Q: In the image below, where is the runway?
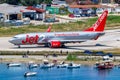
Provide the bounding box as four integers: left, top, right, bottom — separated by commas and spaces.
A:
0, 29, 120, 52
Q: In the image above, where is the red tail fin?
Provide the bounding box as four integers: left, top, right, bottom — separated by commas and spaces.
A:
46, 24, 52, 32
84, 10, 108, 32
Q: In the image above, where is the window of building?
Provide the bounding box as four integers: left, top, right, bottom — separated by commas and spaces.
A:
102, 0, 111, 3
115, 0, 120, 4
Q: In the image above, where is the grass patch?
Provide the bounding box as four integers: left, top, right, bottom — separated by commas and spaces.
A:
66, 54, 78, 61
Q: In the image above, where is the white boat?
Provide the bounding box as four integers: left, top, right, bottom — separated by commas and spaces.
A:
57, 61, 68, 68
7, 63, 22, 67
40, 63, 54, 68
29, 64, 38, 69
67, 63, 81, 69
57, 64, 68, 68
24, 72, 37, 77
40, 59, 54, 68
95, 60, 114, 69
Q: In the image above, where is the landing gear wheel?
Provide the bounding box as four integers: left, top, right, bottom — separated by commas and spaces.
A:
18, 45, 21, 48
48, 43, 51, 48
61, 44, 65, 48
44, 43, 49, 47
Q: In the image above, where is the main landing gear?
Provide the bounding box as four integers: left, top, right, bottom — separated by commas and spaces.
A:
61, 44, 66, 48
18, 45, 21, 48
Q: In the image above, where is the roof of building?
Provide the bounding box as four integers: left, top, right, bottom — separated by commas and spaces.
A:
0, 3, 26, 14
0, 3, 37, 14
69, 5, 113, 8
20, 9, 36, 13
26, 6, 45, 13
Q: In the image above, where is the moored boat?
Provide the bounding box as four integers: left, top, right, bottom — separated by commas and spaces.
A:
40, 63, 54, 68
95, 60, 114, 69
24, 72, 37, 77
57, 61, 68, 68
7, 63, 22, 67
67, 62, 81, 69
57, 64, 68, 68
40, 59, 54, 68
28, 64, 38, 69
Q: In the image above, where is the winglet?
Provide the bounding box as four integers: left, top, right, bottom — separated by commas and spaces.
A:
84, 10, 108, 32
46, 24, 52, 32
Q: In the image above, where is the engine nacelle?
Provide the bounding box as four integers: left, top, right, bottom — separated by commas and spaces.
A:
49, 41, 61, 48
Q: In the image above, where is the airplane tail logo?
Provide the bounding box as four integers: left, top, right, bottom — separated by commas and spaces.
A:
84, 10, 108, 32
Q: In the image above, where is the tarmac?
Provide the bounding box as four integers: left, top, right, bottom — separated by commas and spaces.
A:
0, 29, 120, 52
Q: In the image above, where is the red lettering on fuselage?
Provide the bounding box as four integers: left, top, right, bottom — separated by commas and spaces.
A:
22, 35, 39, 44
55, 33, 79, 36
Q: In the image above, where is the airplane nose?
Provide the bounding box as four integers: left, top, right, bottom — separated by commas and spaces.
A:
9, 38, 15, 44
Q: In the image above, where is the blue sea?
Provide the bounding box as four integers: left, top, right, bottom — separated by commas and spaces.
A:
0, 63, 120, 80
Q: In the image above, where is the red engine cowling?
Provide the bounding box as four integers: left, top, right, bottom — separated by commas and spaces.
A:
49, 41, 61, 48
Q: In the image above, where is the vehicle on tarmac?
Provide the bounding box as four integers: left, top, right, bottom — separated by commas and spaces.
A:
9, 10, 108, 48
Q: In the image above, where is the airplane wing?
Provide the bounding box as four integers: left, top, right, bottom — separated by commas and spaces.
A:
48, 39, 86, 43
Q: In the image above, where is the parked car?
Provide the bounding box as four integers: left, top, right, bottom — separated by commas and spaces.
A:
74, 14, 81, 18
107, 8, 112, 13
114, 7, 120, 13
96, 8, 104, 14
97, 8, 113, 14
68, 14, 74, 18
81, 9, 90, 17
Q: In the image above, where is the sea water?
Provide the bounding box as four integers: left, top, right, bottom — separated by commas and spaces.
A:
0, 63, 120, 80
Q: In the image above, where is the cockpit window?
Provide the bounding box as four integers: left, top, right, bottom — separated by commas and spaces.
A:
39, 36, 44, 40
13, 37, 18, 38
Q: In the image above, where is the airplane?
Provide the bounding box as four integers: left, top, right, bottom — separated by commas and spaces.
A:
9, 10, 108, 48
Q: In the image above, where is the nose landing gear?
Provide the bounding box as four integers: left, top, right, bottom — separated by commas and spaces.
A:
18, 45, 21, 48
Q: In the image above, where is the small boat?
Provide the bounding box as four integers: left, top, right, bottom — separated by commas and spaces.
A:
29, 64, 38, 69
40, 63, 54, 68
7, 63, 21, 67
57, 64, 68, 68
40, 59, 54, 68
67, 62, 81, 69
95, 60, 114, 69
24, 72, 37, 77
57, 61, 68, 68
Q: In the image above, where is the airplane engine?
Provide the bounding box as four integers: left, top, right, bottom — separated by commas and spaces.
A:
49, 41, 61, 48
